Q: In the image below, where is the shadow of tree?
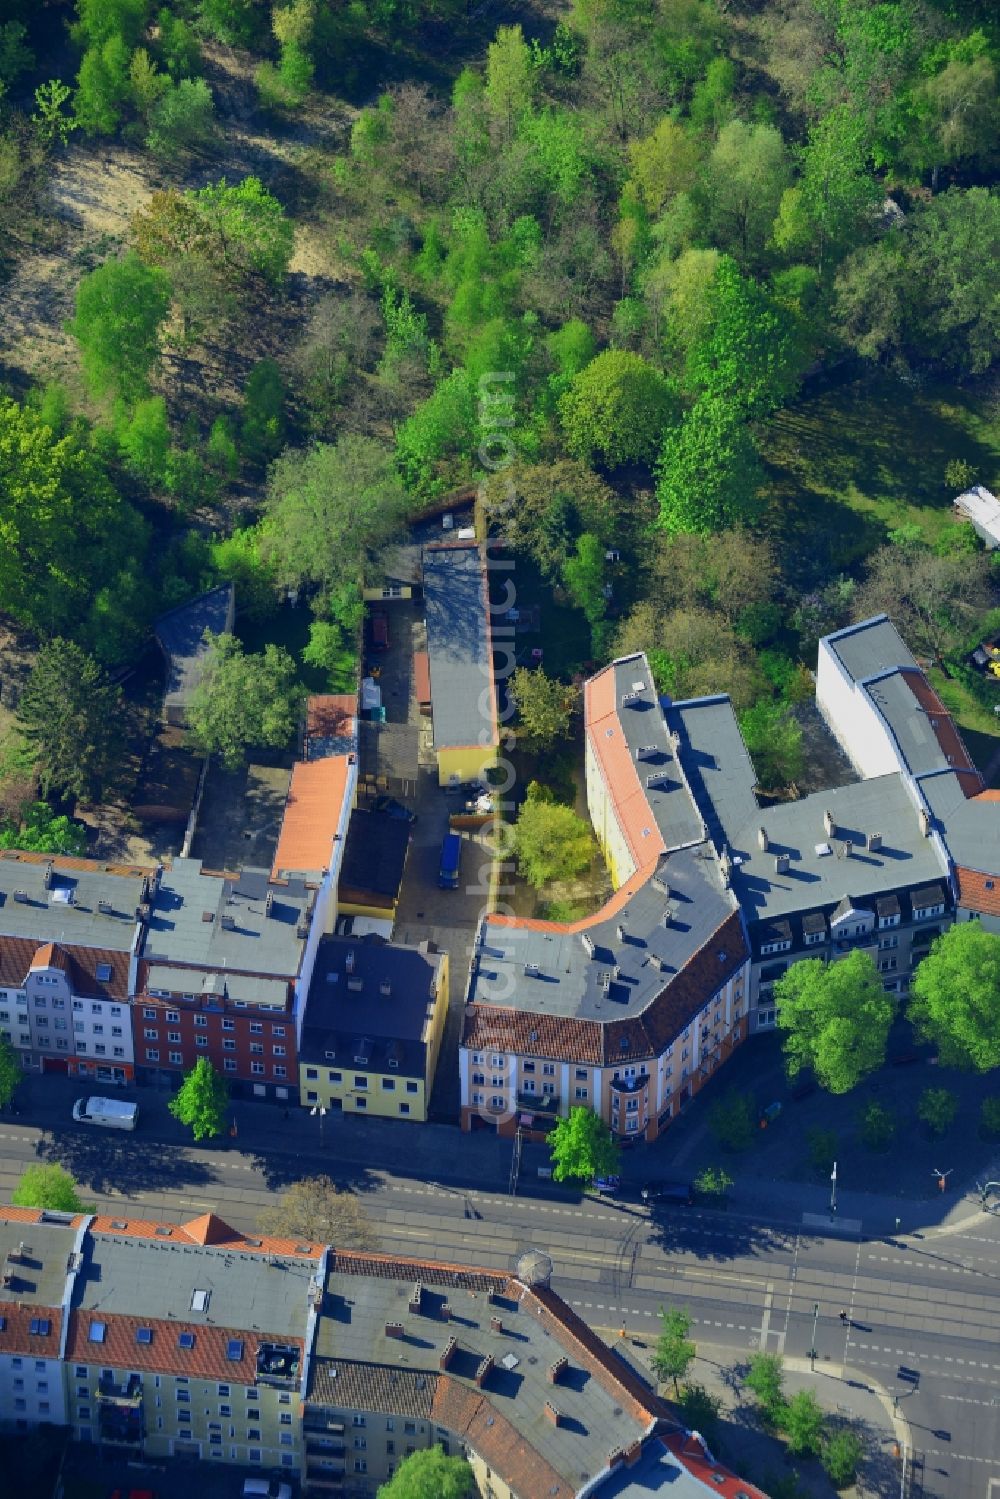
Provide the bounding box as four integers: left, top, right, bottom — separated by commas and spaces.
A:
35, 1129, 215, 1197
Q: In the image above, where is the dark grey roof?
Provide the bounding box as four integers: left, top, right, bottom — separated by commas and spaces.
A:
142, 857, 310, 979
300, 935, 443, 1074
0, 856, 147, 951
470, 843, 735, 1023
610, 660, 705, 850
826, 615, 917, 682
422, 544, 496, 750
919, 770, 1000, 875
0, 1215, 79, 1308
155, 584, 234, 720
75, 1229, 316, 1335
596, 1439, 716, 1499
802, 911, 826, 933
670, 695, 760, 849
863, 671, 955, 778
339, 811, 410, 899
876, 894, 900, 916
726, 774, 949, 922
912, 882, 946, 907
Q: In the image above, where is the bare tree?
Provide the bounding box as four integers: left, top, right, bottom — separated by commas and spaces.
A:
257, 1176, 378, 1252
853, 544, 994, 661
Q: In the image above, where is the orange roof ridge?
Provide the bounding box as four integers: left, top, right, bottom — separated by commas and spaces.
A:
182, 1211, 237, 1246
31, 941, 68, 970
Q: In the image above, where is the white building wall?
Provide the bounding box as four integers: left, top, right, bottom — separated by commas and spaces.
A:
816, 638, 901, 780
0, 1351, 66, 1429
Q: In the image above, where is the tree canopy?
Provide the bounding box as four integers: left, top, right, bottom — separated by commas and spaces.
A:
377, 1447, 477, 1499
168, 1057, 229, 1140
512, 786, 597, 888
186, 635, 303, 770
17, 639, 124, 801
12, 1164, 90, 1212
510, 667, 577, 753
257, 1176, 378, 1252
548, 1106, 620, 1184
652, 1306, 696, 1393
560, 350, 678, 467
774, 951, 896, 1093
909, 922, 1000, 1071
69, 251, 171, 404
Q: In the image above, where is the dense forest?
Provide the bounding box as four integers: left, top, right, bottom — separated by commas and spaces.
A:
0, 0, 998, 844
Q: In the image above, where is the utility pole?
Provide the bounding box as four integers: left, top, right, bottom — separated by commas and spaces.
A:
830, 1159, 838, 1216
809, 1302, 819, 1371
310, 1104, 327, 1147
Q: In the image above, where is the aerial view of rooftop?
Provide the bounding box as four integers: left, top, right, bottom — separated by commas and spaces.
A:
0, 1, 999, 1497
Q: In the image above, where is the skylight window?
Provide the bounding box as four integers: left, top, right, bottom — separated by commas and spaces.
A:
29, 1317, 50, 1336
226, 1339, 244, 1361
88, 1322, 106, 1343
135, 1327, 153, 1345
96, 963, 112, 982
178, 1332, 195, 1350
191, 1289, 210, 1313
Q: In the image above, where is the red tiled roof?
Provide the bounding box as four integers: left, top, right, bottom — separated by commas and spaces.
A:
432, 1379, 572, 1499
525, 1284, 670, 1426
902, 671, 981, 787
663, 1431, 770, 1499
0, 850, 153, 877
954, 866, 1000, 917
88, 1212, 323, 1258
30, 942, 67, 971
64, 1310, 300, 1385
413, 651, 431, 705
271, 757, 352, 879
0, 1305, 62, 1359
0, 936, 130, 1001
585, 666, 667, 872
306, 694, 357, 740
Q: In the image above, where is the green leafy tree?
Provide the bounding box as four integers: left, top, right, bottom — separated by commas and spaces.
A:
744, 1352, 785, 1426
806, 1128, 837, 1177
693, 1165, 734, 1198
302, 620, 356, 692
686, 258, 805, 420
17, 640, 123, 801
821, 1428, 864, 1489
12, 1163, 90, 1212
118, 394, 170, 483
510, 668, 577, 753
560, 351, 678, 468
187, 636, 303, 770
395, 371, 476, 495
512, 787, 596, 888
264, 435, 411, 599
206, 416, 239, 482
0, 802, 87, 856
909, 922, 1000, 1070
169, 1056, 229, 1141
652, 1306, 696, 1394
627, 117, 702, 214
944, 458, 975, 492
69, 252, 171, 404
853, 541, 993, 663
783, 1389, 824, 1456
0, 1036, 21, 1109
484, 24, 535, 142
156, 7, 201, 79
73, 0, 150, 50
980, 1097, 1000, 1139
548, 1106, 619, 1184
656, 397, 762, 535
191, 177, 294, 288
146, 78, 217, 160
859, 1100, 896, 1153
701, 121, 791, 268
74, 36, 131, 137
773, 106, 879, 276
708, 1090, 755, 1151
562, 533, 607, 632
774, 951, 895, 1094
198, 0, 266, 48
482, 460, 621, 582
917, 1086, 957, 1137
677, 1383, 721, 1443
240, 358, 287, 469
0, 20, 32, 98
739, 701, 804, 789
257, 1175, 377, 1252
377, 1445, 477, 1499
33, 81, 78, 145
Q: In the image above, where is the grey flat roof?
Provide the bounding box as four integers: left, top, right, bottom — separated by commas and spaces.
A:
300, 936, 442, 1073
76, 1231, 315, 1334
596, 1439, 716, 1499
826, 614, 917, 682
470, 844, 734, 1022
0, 857, 146, 951
611, 660, 704, 850
314, 1267, 650, 1493
863, 671, 953, 778
0, 1216, 77, 1308
423, 544, 495, 749
728, 774, 948, 922
155, 584, 234, 717
145, 964, 289, 1008
143, 859, 309, 979
921, 770, 1000, 872
671, 696, 760, 850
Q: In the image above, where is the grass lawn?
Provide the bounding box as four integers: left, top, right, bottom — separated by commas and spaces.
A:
499, 551, 594, 681
236, 602, 332, 695
759, 368, 1000, 587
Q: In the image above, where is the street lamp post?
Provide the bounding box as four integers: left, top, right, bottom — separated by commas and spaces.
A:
809, 1302, 819, 1371
310, 1105, 328, 1147
830, 1160, 838, 1217
932, 1166, 953, 1193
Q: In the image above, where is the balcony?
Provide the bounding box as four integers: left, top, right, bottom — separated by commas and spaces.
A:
516, 1089, 560, 1116
98, 1402, 144, 1446
304, 1416, 346, 1436
609, 1075, 647, 1096
305, 1472, 346, 1493
256, 1341, 300, 1388
306, 1439, 346, 1461
98, 1373, 142, 1405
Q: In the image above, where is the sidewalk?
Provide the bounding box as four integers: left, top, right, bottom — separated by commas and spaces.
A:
621, 1336, 905, 1499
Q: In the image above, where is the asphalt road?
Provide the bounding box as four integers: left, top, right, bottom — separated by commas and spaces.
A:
3, 1109, 1000, 1498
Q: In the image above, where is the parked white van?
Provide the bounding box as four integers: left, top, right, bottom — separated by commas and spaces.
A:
242, 1481, 293, 1499
72, 1096, 138, 1131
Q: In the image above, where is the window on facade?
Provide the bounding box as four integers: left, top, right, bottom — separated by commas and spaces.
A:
167, 1031, 180, 1044
522, 1080, 535, 1094
223, 1039, 236, 1051
224, 1059, 237, 1072
399, 1103, 410, 1115
272, 1025, 285, 1037
273, 1045, 285, 1057
406, 1081, 418, 1094
250, 1022, 263, 1034
166, 1010, 180, 1023
354, 1076, 368, 1088
522, 1061, 535, 1073
194, 1015, 207, 1028
222, 1019, 234, 1031
472, 1072, 485, 1086
575, 1087, 588, 1100
542, 1063, 555, 1076
250, 1062, 265, 1075
143, 1028, 157, 1040
146, 1049, 159, 1062
274, 1065, 286, 1079
169, 1051, 183, 1065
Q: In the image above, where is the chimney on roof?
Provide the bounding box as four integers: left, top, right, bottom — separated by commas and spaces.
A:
757, 827, 769, 852
385, 1322, 404, 1340
581, 933, 595, 958
843, 840, 853, 858
265, 891, 273, 918
220, 914, 235, 931
345, 949, 355, 974
440, 1302, 451, 1321
201, 910, 214, 923
868, 832, 883, 853
548, 1356, 568, 1385
487, 1286, 502, 1305
775, 854, 789, 875
474, 1354, 494, 1389
544, 1402, 563, 1428
824, 809, 836, 838
616, 924, 625, 943
719, 851, 731, 887
490, 1316, 503, 1334
439, 1336, 458, 1370
408, 1283, 423, 1314
43, 862, 54, 889
919, 808, 932, 836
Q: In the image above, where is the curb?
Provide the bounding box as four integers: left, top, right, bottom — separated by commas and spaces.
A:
783, 1355, 912, 1453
